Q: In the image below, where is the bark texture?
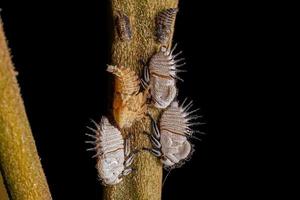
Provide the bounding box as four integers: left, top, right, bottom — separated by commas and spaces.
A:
0, 171, 9, 200
104, 0, 179, 200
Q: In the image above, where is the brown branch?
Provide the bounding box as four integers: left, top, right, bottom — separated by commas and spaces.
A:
0, 171, 9, 200
0, 18, 52, 200
104, 0, 179, 199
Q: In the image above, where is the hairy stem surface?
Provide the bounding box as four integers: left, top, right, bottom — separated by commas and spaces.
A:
0, 19, 52, 200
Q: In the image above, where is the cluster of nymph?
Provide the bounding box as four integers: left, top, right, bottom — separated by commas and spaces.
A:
86, 8, 203, 185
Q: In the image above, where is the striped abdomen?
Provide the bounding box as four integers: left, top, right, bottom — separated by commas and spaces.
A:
156, 8, 178, 44
159, 101, 195, 167
107, 65, 146, 128
148, 44, 185, 108
107, 65, 140, 101
91, 116, 125, 185
115, 11, 132, 41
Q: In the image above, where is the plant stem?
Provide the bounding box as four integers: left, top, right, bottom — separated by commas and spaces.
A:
104, 0, 179, 199
0, 171, 9, 200
0, 18, 52, 200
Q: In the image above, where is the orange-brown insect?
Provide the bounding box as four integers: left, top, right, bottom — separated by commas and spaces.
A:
107, 65, 147, 128
107, 65, 140, 102
115, 11, 132, 41
156, 8, 178, 44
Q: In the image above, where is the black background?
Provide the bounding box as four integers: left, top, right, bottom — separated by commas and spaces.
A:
0, 1, 263, 199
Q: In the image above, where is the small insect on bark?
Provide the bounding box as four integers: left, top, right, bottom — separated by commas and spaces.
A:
144, 100, 203, 168
86, 116, 137, 185
142, 44, 186, 108
107, 65, 140, 102
156, 8, 178, 45
115, 11, 132, 41
107, 65, 147, 128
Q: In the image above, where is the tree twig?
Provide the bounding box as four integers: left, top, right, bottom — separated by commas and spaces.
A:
104, 0, 179, 199
0, 18, 52, 200
0, 171, 9, 200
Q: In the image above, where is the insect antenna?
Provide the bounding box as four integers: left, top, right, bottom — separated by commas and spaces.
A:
162, 168, 173, 187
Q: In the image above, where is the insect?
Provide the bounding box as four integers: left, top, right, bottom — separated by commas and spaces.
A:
107, 65, 140, 102
115, 11, 132, 41
156, 8, 178, 44
142, 44, 186, 108
107, 65, 147, 128
144, 100, 203, 168
86, 116, 137, 185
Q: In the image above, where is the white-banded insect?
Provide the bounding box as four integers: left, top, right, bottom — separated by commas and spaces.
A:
156, 8, 178, 44
86, 116, 137, 185
144, 100, 203, 168
115, 11, 132, 41
142, 44, 186, 108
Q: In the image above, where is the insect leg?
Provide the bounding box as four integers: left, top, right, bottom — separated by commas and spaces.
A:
143, 131, 161, 149
150, 134, 162, 149
141, 79, 149, 90
124, 136, 131, 157
122, 168, 133, 176
142, 147, 162, 157
122, 149, 140, 177
145, 114, 162, 149
124, 153, 135, 167
144, 65, 150, 83
124, 149, 139, 167
150, 116, 161, 139
141, 65, 150, 90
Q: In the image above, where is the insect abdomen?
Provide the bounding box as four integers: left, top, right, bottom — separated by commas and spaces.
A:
115, 11, 132, 41
147, 45, 185, 108
156, 8, 178, 44
89, 116, 125, 185
107, 65, 146, 128
107, 65, 140, 99
159, 101, 194, 167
